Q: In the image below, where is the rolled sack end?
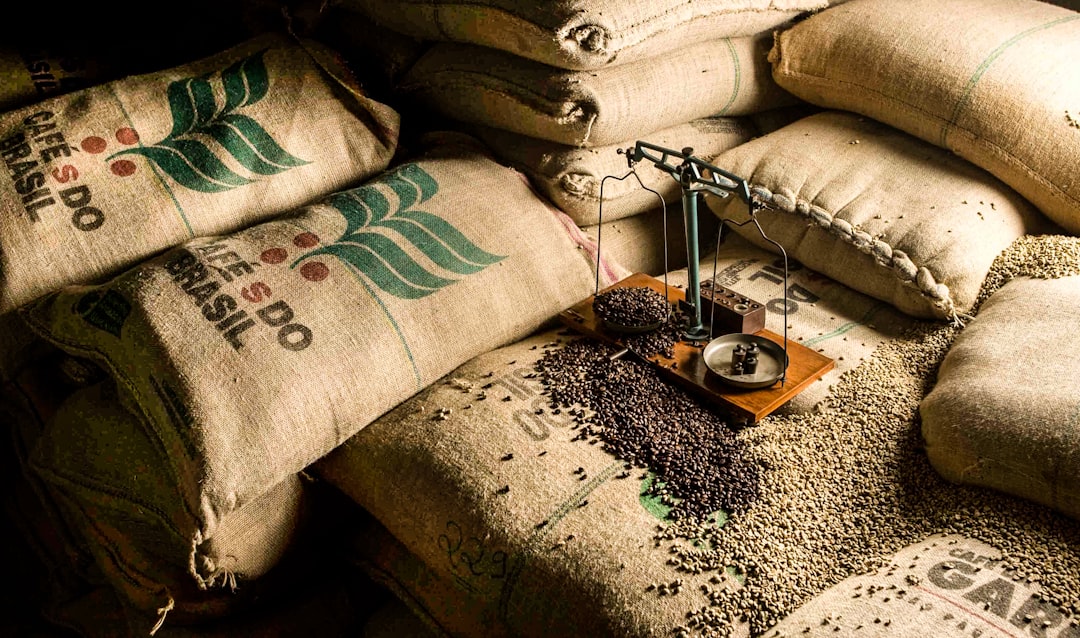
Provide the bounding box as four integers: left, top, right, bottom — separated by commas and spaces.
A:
560, 23, 614, 66
560, 172, 594, 197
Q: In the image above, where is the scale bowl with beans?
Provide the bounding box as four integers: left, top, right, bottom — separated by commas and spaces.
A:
592, 285, 669, 334
559, 143, 833, 424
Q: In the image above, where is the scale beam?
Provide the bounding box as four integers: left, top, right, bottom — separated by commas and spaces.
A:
620, 141, 752, 204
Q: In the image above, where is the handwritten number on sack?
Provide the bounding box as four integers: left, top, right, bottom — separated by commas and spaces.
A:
490, 550, 508, 579
438, 520, 508, 580
460, 540, 486, 576
438, 520, 463, 567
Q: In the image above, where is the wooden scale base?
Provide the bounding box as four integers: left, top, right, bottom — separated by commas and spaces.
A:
559, 273, 835, 424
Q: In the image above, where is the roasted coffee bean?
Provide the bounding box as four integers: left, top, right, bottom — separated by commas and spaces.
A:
615, 308, 685, 360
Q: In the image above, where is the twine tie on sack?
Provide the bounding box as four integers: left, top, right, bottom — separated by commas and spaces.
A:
149, 595, 175, 636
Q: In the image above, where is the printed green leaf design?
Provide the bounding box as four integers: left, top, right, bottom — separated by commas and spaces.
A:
293, 164, 504, 299
108, 49, 308, 193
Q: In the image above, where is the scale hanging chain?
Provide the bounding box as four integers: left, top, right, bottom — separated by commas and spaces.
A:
712, 195, 789, 386
596, 168, 670, 315
710, 220, 724, 341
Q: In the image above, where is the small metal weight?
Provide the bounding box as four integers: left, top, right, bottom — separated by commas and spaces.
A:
731, 344, 747, 368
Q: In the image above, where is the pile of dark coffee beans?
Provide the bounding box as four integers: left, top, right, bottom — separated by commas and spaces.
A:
537, 338, 759, 521
594, 286, 670, 329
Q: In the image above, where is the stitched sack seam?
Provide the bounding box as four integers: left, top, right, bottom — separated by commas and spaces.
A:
750, 183, 956, 318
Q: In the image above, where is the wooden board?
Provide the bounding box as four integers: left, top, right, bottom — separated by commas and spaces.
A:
559, 273, 834, 423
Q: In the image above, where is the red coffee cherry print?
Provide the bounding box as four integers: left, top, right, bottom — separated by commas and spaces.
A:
110, 160, 136, 177
293, 232, 319, 248
115, 128, 140, 145
300, 261, 329, 282
81, 136, 107, 153
260, 247, 288, 264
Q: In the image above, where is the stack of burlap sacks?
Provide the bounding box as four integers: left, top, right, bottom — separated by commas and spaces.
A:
0, 27, 405, 635
309, 0, 1080, 636
0, 19, 633, 636
5, 0, 1080, 637
323, 0, 842, 277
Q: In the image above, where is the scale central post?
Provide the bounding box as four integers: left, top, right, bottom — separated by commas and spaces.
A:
680, 172, 709, 341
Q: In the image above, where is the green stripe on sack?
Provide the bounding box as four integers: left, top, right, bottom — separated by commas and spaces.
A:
530, 461, 623, 541
940, 14, 1080, 148
802, 302, 887, 347
341, 253, 423, 391
292, 219, 424, 390
717, 38, 741, 116
499, 460, 622, 622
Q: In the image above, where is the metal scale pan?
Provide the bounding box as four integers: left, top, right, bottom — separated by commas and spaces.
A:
701, 334, 788, 389
593, 157, 672, 338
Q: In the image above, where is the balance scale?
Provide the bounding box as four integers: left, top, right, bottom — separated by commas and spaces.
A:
558, 142, 834, 424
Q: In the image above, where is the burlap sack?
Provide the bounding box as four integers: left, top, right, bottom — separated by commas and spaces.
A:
1, 347, 106, 636
347, 512, 492, 638
769, 0, 1080, 234
705, 111, 1051, 321
1, 342, 103, 460
21, 136, 618, 627
0, 31, 399, 313
30, 379, 309, 631
314, 328, 741, 637
921, 275, 1080, 521
472, 117, 757, 225
0, 48, 106, 113
361, 593, 439, 638
41, 576, 369, 638
764, 534, 1072, 637
0, 339, 105, 590
351, 513, 532, 638
26, 485, 389, 638
401, 34, 799, 147
338, 0, 824, 70
665, 233, 915, 413
745, 103, 820, 136
581, 206, 721, 277
6, 401, 381, 638
0, 347, 237, 634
